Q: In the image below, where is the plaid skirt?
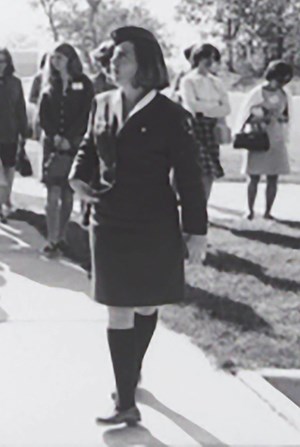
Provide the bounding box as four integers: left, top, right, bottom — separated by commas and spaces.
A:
193, 114, 224, 179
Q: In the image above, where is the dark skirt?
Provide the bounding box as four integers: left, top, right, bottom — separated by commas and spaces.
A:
0, 142, 18, 168
193, 115, 224, 179
90, 220, 185, 307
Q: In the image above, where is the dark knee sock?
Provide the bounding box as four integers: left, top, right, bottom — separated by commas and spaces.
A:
134, 311, 158, 385
107, 328, 136, 411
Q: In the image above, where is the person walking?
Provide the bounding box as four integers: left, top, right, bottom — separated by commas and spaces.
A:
69, 26, 207, 426
28, 53, 47, 140
234, 60, 293, 220
180, 43, 231, 201
0, 48, 28, 223
39, 43, 93, 257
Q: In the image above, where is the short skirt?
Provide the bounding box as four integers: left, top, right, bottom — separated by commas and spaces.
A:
0, 142, 18, 168
90, 219, 185, 307
193, 115, 224, 179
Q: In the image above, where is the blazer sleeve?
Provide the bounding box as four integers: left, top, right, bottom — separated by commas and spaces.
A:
68, 98, 99, 185
169, 110, 207, 235
39, 93, 56, 137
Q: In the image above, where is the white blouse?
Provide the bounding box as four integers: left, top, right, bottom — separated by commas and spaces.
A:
180, 69, 230, 119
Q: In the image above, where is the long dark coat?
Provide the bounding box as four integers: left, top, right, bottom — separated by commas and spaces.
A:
69, 90, 207, 307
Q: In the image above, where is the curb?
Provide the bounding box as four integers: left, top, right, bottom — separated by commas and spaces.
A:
238, 370, 300, 433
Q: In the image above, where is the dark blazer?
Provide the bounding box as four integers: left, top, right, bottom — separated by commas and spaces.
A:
0, 75, 27, 143
39, 73, 94, 143
69, 90, 207, 235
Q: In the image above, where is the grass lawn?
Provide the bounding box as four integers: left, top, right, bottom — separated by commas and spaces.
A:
161, 216, 300, 370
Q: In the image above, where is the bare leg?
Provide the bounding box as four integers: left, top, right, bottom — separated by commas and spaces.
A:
265, 175, 278, 218
58, 186, 74, 242
46, 185, 61, 244
247, 175, 260, 219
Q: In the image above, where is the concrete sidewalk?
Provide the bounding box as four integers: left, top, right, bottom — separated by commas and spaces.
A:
1, 208, 300, 444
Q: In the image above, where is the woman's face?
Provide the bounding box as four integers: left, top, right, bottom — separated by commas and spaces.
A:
110, 42, 138, 88
210, 59, 221, 75
0, 52, 7, 76
51, 51, 69, 74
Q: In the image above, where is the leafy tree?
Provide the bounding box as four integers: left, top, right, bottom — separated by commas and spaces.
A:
177, 0, 300, 74
30, 0, 61, 41
30, 0, 171, 71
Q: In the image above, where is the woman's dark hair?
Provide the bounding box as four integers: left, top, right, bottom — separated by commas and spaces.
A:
131, 39, 169, 90
191, 43, 221, 68
264, 60, 293, 84
43, 43, 83, 91
39, 53, 47, 70
111, 26, 169, 91
0, 47, 15, 76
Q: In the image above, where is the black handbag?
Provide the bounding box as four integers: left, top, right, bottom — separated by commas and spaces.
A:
16, 144, 33, 177
233, 120, 270, 152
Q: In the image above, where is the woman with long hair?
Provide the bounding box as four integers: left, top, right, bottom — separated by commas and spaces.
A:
235, 60, 293, 220
69, 26, 207, 425
0, 47, 27, 223
39, 43, 93, 257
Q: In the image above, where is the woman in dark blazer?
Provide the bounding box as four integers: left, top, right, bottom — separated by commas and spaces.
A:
0, 48, 27, 223
39, 43, 93, 257
69, 26, 207, 426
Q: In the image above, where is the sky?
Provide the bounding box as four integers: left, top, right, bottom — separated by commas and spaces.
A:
0, 0, 199, 65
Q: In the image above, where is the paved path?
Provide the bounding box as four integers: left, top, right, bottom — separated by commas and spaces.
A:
1, 210, 300, 444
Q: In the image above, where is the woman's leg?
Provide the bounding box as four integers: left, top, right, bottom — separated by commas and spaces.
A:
134, 306, 158, 386
58, 186, 74, 243
45, 185, 61, 245
247, 175, 260, 219
96, 306, 140, 425
3, 167, 15, 209
265, 175, 278, 218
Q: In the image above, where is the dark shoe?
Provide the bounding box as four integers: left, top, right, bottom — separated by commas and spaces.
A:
96, 405, 141, 426
244, 211, 254, 220
56, 240, 68, 253
41, 243, 61, 258
264, 212, 275, 220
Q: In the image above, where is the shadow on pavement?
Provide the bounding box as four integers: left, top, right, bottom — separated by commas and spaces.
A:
103, 388, 228, 446
185, 284, 272, 334
11, 209, 91, 271
205, 250, 300, 294
212, 222, 300, 250
0, 218, 89, 295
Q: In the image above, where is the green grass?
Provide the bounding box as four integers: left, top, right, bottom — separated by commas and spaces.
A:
161, 216, 300, 370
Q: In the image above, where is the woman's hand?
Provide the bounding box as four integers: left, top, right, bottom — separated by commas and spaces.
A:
185, 234, 207, 264
69, 179, 99, 204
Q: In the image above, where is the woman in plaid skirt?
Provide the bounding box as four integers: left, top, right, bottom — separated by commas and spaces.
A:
180, 44, 231, 200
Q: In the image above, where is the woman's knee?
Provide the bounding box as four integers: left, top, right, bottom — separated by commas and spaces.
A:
107, 306, 135, 329
135, 306, 158, 316
46, 186, 60, 209
249, 175, 260, 185
267, 175, 278, 186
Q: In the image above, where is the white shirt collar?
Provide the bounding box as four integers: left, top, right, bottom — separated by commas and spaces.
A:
111, 89, 157, 131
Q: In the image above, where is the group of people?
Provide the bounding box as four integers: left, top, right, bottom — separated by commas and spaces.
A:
0, 26, 295, 426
